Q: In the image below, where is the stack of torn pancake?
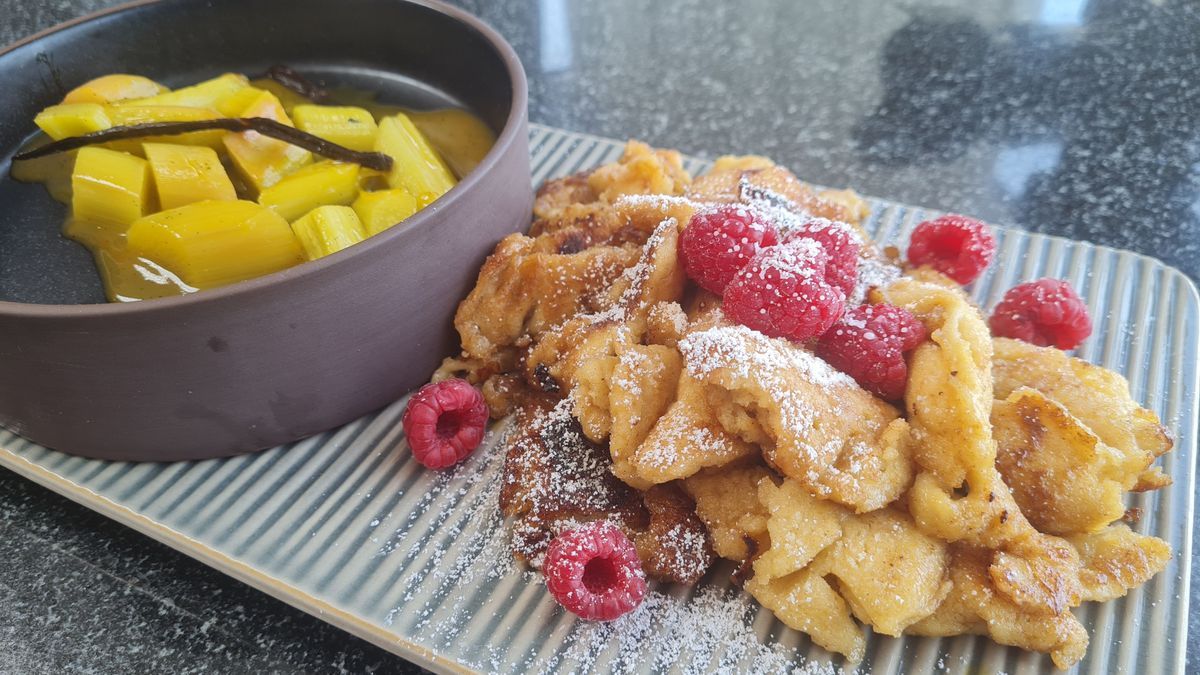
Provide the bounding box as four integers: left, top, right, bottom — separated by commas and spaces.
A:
434, 141, 1174, 668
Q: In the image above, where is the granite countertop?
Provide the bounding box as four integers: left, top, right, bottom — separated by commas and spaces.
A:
1, 0, 1197, 673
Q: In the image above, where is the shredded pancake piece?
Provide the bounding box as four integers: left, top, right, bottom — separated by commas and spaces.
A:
993, 336, 1173, 492
678, 324, 913, 513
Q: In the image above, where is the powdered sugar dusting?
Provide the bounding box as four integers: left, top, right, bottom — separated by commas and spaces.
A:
617, 191, 809, 247
521, 397, 631, 513
791, 216, 862, 243
635, 416, 730, 472
744, 197, 814, 239
735, 176, 863, 249
850, 255, 902, 306
747, 239, 825, 283
618, 218, 675, 303
611, 348, 653, 425
737, 177, 814, 234
546, 249, 630, 309
653, 524, 713, 585
678, 325, 862, 492
615, 193, 703, 212
679, 324, 854, 390
556, 218, 677, 332
612, 348, 649, 398
617, 193, 768, 235
535, 584, 839, 675
374, 412, 843, 675
500, 398, 648, 569
375, 422, 518, 643
730, 176, 894, 308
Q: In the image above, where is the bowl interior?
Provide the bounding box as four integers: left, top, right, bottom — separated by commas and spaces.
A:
0, 0, 514, 305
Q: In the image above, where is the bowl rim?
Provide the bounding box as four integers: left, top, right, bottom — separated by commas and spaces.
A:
0, 0, 529, 319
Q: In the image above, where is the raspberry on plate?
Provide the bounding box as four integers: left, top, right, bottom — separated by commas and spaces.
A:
680, 206, 779, 294
401, 378, 489, 469
990, 278, 1092, 350
543, 521, 647, 621
907, 214, 996, 285
816, 304, 927, 400
782, 218, 862, 295
723, 239, 846, 341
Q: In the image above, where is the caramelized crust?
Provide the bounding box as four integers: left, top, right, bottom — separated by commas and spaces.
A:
533, 171, 598, 220
531, 141, 689, 220
994, 388, 1137, 535
993, 337, 1173, 490
1068, 524, 1171, 602
499, 398, 714, 584
499, 398, 648, 566
878, 278, 1093, 663
525, 218, 687, 443
451, 234, 636, 376
632, 484, 715, 585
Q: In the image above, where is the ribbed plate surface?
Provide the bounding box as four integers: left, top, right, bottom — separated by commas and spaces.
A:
1, 125, 1195, 675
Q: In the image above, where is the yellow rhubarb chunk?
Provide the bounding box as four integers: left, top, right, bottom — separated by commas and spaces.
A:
257, 161, 360, 222
292, 105, 379, 152
374, 113, 456, 206
290, 205, 367, 260
106, 105, 223, 125
34, 103, 112, 140
143, 143, 237, 210
126, 200, 304, 288
70, 147, 153, 231
124, 72, 248, 109
248, 79, 312, 114
63, 74, 167, 104
215, 86, 272, 118
11, 148, 77, 203
352, 188, 418, 235
222, 89, 312, 195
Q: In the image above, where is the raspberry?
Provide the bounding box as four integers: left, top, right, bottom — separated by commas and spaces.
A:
907, 214, 996, 285
723, 239, 846, 341
816, 304, 927, 400
543, 521, 647, 621
680, 207, 779, 294
989, 279, 1092, 350
783, 218, 862, 295
873, 304, 928, 352
401, 379, 489, 469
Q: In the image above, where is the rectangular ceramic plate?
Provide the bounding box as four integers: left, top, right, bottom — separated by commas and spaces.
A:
1, 125, 1195, 675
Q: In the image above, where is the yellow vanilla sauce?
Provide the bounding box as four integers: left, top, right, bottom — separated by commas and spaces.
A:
11, 101, 495, 302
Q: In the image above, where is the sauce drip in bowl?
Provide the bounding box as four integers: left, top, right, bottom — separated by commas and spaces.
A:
402, 108, 497, 180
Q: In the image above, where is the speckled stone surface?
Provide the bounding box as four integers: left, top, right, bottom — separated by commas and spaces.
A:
1, 0, 1197, 672
0, 468, 424, 674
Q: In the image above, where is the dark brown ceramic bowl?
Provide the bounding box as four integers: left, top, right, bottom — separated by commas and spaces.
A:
0, 0, 531, 461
